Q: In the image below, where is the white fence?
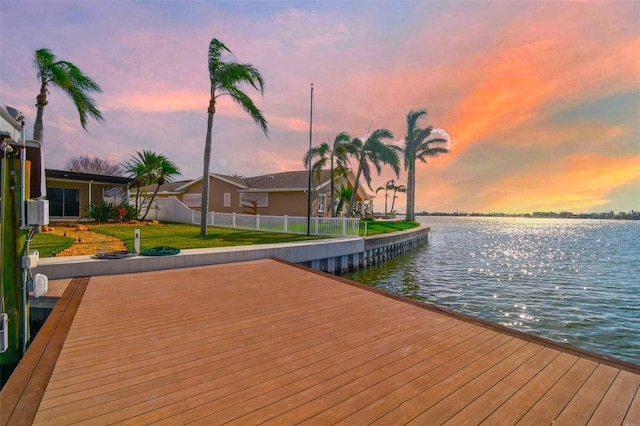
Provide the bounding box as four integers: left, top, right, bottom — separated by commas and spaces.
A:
150, 197, 361, 237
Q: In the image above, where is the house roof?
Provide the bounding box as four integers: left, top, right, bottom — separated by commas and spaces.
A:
144, 169, 372, 200
46, 169, 133, 185
243, 170, 332, 191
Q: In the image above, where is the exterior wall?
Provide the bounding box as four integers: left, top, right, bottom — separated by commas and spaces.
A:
182, 177, 243, 213
256, 191, 314, 216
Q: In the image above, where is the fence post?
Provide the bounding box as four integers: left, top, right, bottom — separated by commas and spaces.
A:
232, 212, 236, 228
256, 214, 260, 230
342, 217, 347, 236
211, 211, 215, 226
284, 215, 288, 233
314, 216, 319, 234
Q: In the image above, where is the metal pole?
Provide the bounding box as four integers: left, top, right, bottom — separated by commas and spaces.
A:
307, 83, 313, 236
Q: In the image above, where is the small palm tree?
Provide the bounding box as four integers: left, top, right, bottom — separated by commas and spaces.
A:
122, 150, 181, 219
33, 48, 103, 143
403, 109, 449, 222
335, 184, 353, 217
201, 38, 269, 235
375, 179, 397, 216
303, 131, 350, 217
141, 156, 181, 220
345, 129, 400, 217
389, 183, 406, 215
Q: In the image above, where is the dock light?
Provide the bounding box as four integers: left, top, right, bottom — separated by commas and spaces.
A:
134, 229, 141, 253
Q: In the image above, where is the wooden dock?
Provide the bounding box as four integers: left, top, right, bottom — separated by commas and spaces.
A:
2, 258, 639, 425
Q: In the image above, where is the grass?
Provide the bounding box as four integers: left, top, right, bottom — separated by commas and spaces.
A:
90, 223, 327, 252
28, 233, 75, 258
30, 220, 419, 257
362, 219, 419, 236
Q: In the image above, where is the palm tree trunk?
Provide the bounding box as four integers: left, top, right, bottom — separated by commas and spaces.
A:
347, 163, 363, 217
390, 189, 398, 214
33, 84, 47, 142
141, 185, 161, 220
201, 104, 215, 236
329, 157, 335, 217
406, 163, 415, 222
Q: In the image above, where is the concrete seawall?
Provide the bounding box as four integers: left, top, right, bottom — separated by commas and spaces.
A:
33, 224, 430, 279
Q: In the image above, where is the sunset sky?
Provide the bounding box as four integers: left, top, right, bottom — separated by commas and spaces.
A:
1, 1, 638, 214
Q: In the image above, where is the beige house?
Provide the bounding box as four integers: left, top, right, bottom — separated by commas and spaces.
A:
147, 169, 372, 217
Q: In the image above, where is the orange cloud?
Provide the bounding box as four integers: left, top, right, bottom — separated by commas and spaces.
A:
440, 20, 640, 164
484, 154, 640, 213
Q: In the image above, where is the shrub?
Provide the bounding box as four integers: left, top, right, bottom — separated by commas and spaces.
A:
87, 201, 138, 223
87, 202, 116, 222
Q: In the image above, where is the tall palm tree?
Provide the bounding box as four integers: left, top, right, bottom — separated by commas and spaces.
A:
201, 38, 269, 235
403, 109, 449, 222
33, 48, 103, 143
345, 129, 400, 217
303, 131, 350, 217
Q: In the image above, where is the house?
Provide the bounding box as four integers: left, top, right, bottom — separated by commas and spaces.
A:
144, 169, 373, 217
45, 169, 133, 221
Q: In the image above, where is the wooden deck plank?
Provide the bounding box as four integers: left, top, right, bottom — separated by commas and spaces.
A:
441, 347, 561, 425
194, 322, 479, 424
586, 370, 640, 425
0, 277, 88, 426
409, 343, 546, 425
552, 364, 620, 425
515, 357, 599, 424
0, 258, 633, 426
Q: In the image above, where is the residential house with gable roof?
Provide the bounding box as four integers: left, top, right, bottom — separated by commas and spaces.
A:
144, 169, 372, 217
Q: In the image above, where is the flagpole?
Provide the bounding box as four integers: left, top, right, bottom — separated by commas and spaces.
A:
307, 83, 313, 236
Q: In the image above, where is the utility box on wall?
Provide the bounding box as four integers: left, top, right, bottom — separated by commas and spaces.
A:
26, 199, 49, 226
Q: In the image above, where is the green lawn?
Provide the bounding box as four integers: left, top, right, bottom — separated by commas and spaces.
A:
30, 220, 419, 257
28, 232, 75, 258
91, 223, 327, 252
362, 219, 419, 235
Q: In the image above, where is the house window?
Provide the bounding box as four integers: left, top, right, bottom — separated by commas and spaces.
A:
103, 186, 126, 204
49, 188, 80, 217
318, 194, 326, 213
224, 192, 231, 207
240, 193, 268, 208
183, 193, 201, 208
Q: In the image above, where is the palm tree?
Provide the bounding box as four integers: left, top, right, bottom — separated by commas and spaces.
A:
122, 150, 180, 219
345, 129, 400, 217
402, 109, 449, 222
389, 182, 406, 215
140, 156, 181, 220
33, 48, 103, 143
201, 38, 269, 235
335, 184, 353, 217
375, 179, 399, 217
303, 132, 350, 217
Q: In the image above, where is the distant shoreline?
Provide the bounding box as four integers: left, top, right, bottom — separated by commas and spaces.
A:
414, 212, 639, 220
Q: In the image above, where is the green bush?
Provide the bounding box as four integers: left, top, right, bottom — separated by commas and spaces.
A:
87, 202, 116, 222
87, 201, 138, 223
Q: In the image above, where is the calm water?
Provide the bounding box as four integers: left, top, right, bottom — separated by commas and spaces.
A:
345, 216, 640, 364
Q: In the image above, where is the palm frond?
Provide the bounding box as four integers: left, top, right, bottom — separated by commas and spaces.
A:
226, 86, 269, 136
